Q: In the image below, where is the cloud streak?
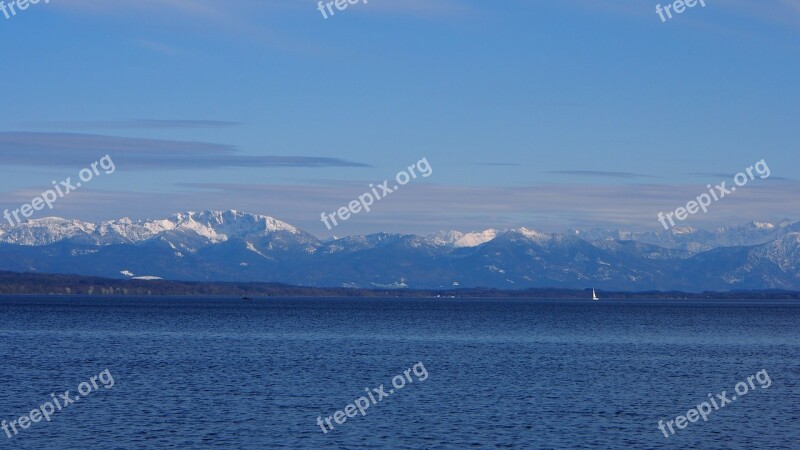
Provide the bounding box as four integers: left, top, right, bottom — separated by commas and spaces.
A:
24, 120, 242, 130
545, 170, 654, 179
0, 132, 370, 169
562, 0, 800, 27
163, 180, 798, 236
689, 172, 792, 181
2, 180, 795, 237
361, 0, 474, 18
55, 0, 474, 20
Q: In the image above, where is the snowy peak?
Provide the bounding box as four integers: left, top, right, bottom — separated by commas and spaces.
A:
426, 230, 465, 246
512, 227, 552, 245
0, 210, 300, 246
572, 219, 796, 251
454, 229, 498, 248
426, 229, 497, 248
168, 210, 298, 240
435, 227, 565, 248
778, 232, 800, 247
1, 216, 800, 290
670, 226, 697, 235
748, 221, 776, 230
89, 217, 175, 245
0, 217, 97, 246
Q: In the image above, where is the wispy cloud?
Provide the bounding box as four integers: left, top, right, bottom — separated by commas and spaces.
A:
55, 0, 474, 20
23, 120, 242, 130
0, 132, 370, 169
689, 172, 791, 181
363, 0, 474, 18
54, 0, 238, 20
562, 0, 800, 27
545, 170, 654, 179
157, 180, 797, 236
2, 180, 794, 237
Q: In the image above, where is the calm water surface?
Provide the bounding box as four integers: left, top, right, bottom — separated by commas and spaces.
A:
0, 296, 798, 449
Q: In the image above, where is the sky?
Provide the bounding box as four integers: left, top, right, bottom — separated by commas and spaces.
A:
1, 0, 798, 238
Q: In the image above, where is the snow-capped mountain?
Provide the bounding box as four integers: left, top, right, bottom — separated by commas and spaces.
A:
426, 230, 465, 247
0, 210, 305, 248
0, 217, 97, 246
1, 211, 799, 291
571, 220, 798, 252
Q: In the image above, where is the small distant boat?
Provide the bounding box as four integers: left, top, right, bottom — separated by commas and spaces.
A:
592, 289, 599, 301
242, 296, 253, 301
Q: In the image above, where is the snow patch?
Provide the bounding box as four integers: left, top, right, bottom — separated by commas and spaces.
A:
515, 227, 551, 245
246, 242, 267, 258
454, 229, 497, 247
488, 265, 505, 274
0, 210, 302, 247
427, 230, 465, 246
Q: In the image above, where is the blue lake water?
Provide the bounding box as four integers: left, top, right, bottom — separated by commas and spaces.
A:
0, 296, 798, 449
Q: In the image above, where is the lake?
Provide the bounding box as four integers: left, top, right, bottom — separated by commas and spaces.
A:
1, 297, 798, 449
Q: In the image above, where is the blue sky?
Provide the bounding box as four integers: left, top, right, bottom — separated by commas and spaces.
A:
1, 0, 798, 237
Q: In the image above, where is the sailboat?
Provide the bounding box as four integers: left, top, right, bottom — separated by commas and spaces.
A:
592, 289, 599, 301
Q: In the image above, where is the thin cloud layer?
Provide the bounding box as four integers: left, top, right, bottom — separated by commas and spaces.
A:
689, 172, 792, 181
2, 180, 794, 237
563, 0, 800, 27
545, 171, 654, 179
25, 120, 243, 130
0, 132, 370, 169
54, 0, 473, 20
152, 181, 798, 236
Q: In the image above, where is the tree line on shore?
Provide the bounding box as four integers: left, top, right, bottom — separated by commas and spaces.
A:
0, 271, 798, 299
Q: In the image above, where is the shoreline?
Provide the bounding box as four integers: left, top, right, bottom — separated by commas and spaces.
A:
1, 271, 799, 300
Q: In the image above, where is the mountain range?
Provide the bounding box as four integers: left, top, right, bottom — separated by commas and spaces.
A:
1, 210, 799, 291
